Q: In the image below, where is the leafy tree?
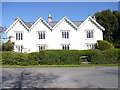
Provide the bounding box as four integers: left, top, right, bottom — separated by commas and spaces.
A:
2, 40, 14, 51
112, 11, 120, 46
94, 9, 120, 46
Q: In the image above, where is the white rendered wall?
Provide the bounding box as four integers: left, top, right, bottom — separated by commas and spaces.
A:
7, 17, 104, 53
7, 21, 29, 53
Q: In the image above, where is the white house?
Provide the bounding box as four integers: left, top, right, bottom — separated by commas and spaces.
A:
5, 15, 105, 53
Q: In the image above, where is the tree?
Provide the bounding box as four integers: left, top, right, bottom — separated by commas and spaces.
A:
2, 40, 14, 51
112, 11, 120, 46
94, 9, 120, 46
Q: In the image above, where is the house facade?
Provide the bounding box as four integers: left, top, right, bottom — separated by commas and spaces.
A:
5, 15, 105, 53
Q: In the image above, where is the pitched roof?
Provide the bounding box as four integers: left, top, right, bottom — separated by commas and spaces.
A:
24, 21, 83, 28
72, 21, 83, 27
24, 22, 34, 28
48, 22, 58, 27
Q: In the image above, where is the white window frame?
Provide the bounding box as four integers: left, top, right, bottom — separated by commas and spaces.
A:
15, 32, 23, 40
86, 30, 94, 39
16, 45, 23, 53
38, 31, 45, 39
61, 44, 70, 50
38, 45, 46, 51
61, 30, 70, 39
86, 43, 96, 50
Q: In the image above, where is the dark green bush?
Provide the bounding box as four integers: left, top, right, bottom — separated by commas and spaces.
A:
39, 50, 81, 65
97, 40, 114, 50
101, 49, 119, 64
2, 51, 29, 65
78, 49, 119, 64
2, 40, 14, 51
1, 49, 119, 65
80, 49, 103, 64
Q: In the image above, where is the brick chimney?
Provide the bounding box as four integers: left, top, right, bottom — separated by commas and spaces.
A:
48, 14, 52, 22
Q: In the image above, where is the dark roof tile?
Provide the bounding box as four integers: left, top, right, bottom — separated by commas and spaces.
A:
24, 22, 34, 28
24, 21, 83, 28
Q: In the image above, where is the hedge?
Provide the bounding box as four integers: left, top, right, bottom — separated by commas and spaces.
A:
1, 49, 120, 65
97, 40, 114, 50
39, 50, 81, 65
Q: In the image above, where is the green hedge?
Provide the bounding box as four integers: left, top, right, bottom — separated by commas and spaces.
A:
1, 49, 120, 65
2, 51, 29, 65
39, 50, 81, 65
97, 40, 114, 50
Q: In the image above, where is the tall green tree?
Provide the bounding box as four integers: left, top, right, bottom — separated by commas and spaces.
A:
94, 9, 120, 46
112, 11, 120, 46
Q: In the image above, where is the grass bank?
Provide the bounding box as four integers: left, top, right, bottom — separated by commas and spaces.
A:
0, 64, 119, 68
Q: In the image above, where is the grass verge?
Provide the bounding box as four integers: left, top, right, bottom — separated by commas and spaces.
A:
0, 64, 119, 68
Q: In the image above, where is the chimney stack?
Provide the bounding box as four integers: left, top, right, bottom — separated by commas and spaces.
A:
93, 15, 96, 21
48, 14, 52, 22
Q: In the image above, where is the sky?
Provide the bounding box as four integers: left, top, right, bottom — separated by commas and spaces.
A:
2, 2, 119, 28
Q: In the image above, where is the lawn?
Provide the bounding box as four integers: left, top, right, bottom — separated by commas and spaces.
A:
0, 64, 119, 68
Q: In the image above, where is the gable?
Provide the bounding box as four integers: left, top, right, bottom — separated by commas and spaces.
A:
5, 17, 29, 33
30, 17, 52, 31
53, 17, 78, 30
78, 16, 105, 31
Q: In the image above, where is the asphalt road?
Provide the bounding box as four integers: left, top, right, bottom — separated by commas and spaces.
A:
0, 66, 119, 88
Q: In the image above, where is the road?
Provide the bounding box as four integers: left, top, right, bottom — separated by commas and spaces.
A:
0, 66, 118, 88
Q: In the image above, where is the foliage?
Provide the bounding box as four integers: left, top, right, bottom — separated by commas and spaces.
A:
2, 40, 14, 51
39, 50, 81, 65
2, 51, 29, 65
97, 40, 114, 50
94, 9, 120, 46
2, 49, 119, 65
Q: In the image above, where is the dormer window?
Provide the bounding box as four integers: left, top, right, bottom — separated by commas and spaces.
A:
38, 31, 45, 39
16, 32, 23, 40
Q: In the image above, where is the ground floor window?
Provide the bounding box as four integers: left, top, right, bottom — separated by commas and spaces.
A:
86, 43, 96, 49
62, 45, 69, 50
16, 45, 23, 52
38, 45, 46, 51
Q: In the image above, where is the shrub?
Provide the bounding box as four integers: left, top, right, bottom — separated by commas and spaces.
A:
1, 49, 119, 65
2, 40, 14, 51
2, 51, 29, 65
78, 49, 119, 64
97, 40, 114, 50
79, 49, 103, 64
39, 50, 81, 65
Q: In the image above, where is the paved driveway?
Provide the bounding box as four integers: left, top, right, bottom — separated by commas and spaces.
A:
0, 66, 118, 88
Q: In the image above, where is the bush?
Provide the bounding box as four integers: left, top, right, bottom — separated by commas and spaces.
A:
1, 49, 119, 65
80, 49, 103, 64
2, 40, 14, 51
97, 40, 114, 50
39, 50, 81, 65
2, 51, 29, 65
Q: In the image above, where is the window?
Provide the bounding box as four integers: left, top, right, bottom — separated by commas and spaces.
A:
16, 45, 23, 52
16, 32, 23, 40
62, 45, 69, 50
62, 31, 69, 39
38, 45, 46, 51
38, 32, 45, 39
86, 30, 94, 38
86, 44, 95, 49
